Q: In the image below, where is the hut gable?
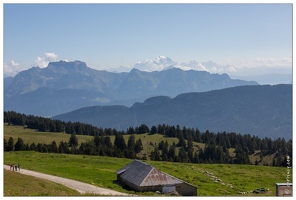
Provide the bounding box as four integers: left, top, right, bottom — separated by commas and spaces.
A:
141, 168, 183, 186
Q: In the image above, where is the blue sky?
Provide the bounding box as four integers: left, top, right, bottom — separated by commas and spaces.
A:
2, 2, 293, 76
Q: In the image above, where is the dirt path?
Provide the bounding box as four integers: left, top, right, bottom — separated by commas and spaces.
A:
3, 165, 129, 196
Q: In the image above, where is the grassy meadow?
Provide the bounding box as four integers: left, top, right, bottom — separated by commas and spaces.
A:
4, 151, 290, 196
4, 124, 205, 157
4, 169, 82, 196
3, 124, 292, 196
4, 124, 93, 145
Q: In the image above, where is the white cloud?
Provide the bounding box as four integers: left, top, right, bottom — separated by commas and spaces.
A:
34, 52, 58, 68
226, 66, 237, 73
282, 56, 292, 63
132, 55, 292, 77
45, 52, 58, 60
133, 56, 177, 71
196, 63, 208, 71
255, 57, 276, 64
11, 60, 20, 67
254, 56, 292, 67
3, 60, 22, 77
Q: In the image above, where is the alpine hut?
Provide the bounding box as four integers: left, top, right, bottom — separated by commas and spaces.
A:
116, 159, 197, 196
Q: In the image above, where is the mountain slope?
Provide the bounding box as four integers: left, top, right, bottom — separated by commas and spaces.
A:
230, 73, 292, 85
52, 84, 292, 139
4, 60, 258, 116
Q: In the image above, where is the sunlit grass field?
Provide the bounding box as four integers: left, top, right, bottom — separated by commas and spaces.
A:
4, 169, 82, 196
4, 151, 290, 196
4, 124, 204, 156
4, 124, 291, 196
4, 124, 92, 145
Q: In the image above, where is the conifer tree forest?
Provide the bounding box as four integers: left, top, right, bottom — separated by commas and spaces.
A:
4, 111, 292, 167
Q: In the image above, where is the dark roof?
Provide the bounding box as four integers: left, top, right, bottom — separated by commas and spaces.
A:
116, 160, 193, 187
117, 159, 153, 186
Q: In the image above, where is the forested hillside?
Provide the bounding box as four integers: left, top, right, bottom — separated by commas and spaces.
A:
4, 111, 292, 167
52, 84, 292, 140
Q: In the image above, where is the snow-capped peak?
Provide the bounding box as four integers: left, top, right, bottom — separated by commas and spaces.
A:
134, 56, 176, 71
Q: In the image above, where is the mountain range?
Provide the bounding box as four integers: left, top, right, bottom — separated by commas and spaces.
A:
230, 73, 292, 85
4, 60, 258, 117
108, 56, 292, 85
52, 84, 292, 140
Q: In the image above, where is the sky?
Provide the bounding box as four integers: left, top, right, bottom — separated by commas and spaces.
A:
2, 1, 293, 77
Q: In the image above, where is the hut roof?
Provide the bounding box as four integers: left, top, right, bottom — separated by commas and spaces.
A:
116, 160, 187, 187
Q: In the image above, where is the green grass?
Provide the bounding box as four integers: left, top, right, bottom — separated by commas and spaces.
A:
4, 169, 82, 196
4, 124, 291, 196
4, 124, 204, 159
4, 151, 135, 194
4, 151, 291, 196
4, 124, 93, 145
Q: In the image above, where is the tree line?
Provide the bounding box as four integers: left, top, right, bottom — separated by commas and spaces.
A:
4, 111, 153, 136
4, 111, 292, 166
4, 133, 144, 159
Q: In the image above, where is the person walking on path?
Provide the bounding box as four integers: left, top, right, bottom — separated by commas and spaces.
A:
14, 165, 17, 171
12, 164, 14, 171
10, 164, 12, 170
18, 163, 20, 171
3, 164, 130, 196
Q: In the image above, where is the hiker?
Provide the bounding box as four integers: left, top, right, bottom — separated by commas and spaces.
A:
14, 165, 17, 171
12, 164, 14, 171
10, 164, 12, 170
18, 163, 20, 171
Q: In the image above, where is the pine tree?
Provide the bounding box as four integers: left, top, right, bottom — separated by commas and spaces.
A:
138, 124, 150, 134
134, 139, 143, 153
150, 126, 157, 135
114, 133, 126, 151
15, 137, 25, 151
168, 144, 176, 161
187, 148, 194, 162
59, 141, 69, 154
177, 134, 186, 148
151, 146, 160, 161
193, 151, 199, 163
69, 134, 78, 148
127, 134, 136, 150
51, 140, 58, 153
7, 137, 14, 151
104, 137, 113, 148
30, 142, 36, 151
177, 147, 189, 163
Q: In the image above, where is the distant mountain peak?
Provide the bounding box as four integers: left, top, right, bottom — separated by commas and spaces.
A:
154, 55, 173, 62
47, 60, 86, 67
161, 65, 176, 71
5, 59, 260, 117
45, 60, 90, 75
134, 56, 177, 71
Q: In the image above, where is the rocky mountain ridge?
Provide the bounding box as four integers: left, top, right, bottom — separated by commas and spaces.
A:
4, 60, 258, 116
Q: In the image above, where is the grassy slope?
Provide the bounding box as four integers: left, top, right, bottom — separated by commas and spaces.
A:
4, 151, 290, 196
4, 124, 93, 145
3, 124, 283, 166
4, 124, 204, 157
4, 169, 82, 196
4, 124, 291, 196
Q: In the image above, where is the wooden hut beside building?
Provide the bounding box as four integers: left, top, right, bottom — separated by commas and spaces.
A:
116, 159, 197, 196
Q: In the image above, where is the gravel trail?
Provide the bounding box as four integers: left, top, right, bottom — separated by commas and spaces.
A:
4, 164, 129, 196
